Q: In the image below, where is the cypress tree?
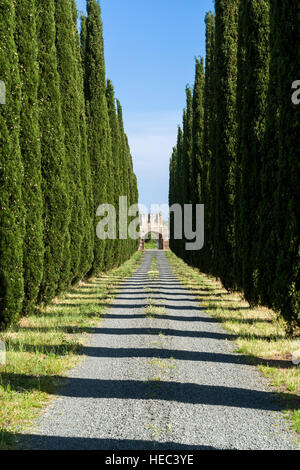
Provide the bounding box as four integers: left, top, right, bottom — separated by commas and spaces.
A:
117, 99, 129, 263
132, 172, 140, 253
192, 59, 205, 202
126, 131, 137, 255
0, 1, 24, 328
102, 97, 114, 271
203, 12, 216, 275
72, 4, 94, 277
55, 0, 86, 284
175, 126, 184, 258
169, 147, 177, 253
214, 0, 239, 290
128, 143, 138, 256
274, 1, 300, 331
36, 0, 70, 303
233, 4, 246, 291
183, 86, 193, 207
181, 93, 193, 264
125, 137, 134, 257
106, 80, 121, 266
15, 0, 44, 316
85, 0, 110, 274
256, 2, 280, 308
236, 0, 270, 304
191, 58, 205, 269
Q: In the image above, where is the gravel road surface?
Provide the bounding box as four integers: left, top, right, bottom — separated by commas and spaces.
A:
20, 251, 298, 450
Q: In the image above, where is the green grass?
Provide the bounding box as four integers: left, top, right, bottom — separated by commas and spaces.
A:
166, 251, 300, 435
144, 257, 165, 318
148, 256, 159, 281
0, 252, 143, 449
145, 239, 158, 250
144, 304, 166, 319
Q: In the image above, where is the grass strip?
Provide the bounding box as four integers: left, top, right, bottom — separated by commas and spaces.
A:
144, 239, 158, 250
148, 256, 159, 281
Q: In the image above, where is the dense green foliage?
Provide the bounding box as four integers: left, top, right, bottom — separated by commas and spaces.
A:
272, 1, 300, 332
36, 0, 70, 303
236, 0, 270, 306
0, 1, 24, 327
213, 0, 239, 291
0, 0, 138, 329
15, 0, 44, 315
191, 58, 205, 268
106, 80, 122, 266
72, 1, 94, 278
169, 0, 299, 332
116, 99, 139, 262
202, 12, 216, 276
84, 0, 109, 274
55, 0, 86, 285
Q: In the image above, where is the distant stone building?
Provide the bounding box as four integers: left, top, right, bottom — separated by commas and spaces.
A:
139, 213, 169, 250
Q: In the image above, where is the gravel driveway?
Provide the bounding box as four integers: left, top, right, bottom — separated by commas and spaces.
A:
20, 251, 298, 450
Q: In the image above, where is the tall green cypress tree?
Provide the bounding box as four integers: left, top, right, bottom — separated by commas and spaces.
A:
203, 12, 217, 276
169, 147, 177, 253
236, 0, 270, 304
125, 136, 133, 256
55, 0, 86, 284
181, 91, 193, 263
126, 140, 138, 256
102, 97, 114, 271
106, 80, 121, 266
0, 1, 24, 328
274, 1, 300, 331
132, 172, 139, 253
175, 125, 184, 258
203, 12, 216, 275
15, 0, 44, 316
36, 0, 70, 303
214, 0, 239, 290
183, 86, 193, 206
233, 4, 246, 291
72, 3, 94, 277
85, 0, 110, 274
117, 99, 129, 262
191, 58, 205, 269
256, 2, 280, 309
192, 58, 205, 204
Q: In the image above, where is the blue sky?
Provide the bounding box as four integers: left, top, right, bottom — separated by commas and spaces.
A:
76, 0, 214, 216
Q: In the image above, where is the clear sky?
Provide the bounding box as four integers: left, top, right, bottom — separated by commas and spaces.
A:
76, 0, 215, 216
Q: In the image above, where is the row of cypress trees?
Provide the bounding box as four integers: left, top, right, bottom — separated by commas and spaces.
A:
169, 0, 299, 333
0, 0, 139, 329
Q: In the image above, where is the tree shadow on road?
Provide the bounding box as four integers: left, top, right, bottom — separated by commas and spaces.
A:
10, 432, 218, 450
